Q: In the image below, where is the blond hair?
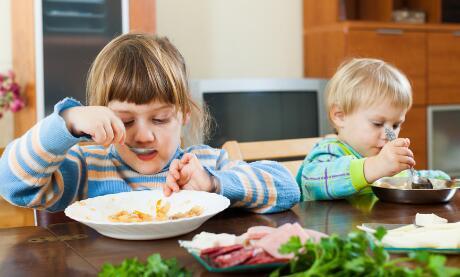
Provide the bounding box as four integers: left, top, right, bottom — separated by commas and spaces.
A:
326, 58, 412, 128
86, 32, 210, 145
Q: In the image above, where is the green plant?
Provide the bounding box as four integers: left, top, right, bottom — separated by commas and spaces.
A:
270, 227, 460, 277
98, 253, 191, 277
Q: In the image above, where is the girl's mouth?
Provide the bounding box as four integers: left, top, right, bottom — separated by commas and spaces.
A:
136, 150, 158, 161
128, 146, 156, 155
127, 146, 158, 160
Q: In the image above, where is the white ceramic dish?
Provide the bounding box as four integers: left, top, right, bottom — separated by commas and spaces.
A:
64, 190, 230, 240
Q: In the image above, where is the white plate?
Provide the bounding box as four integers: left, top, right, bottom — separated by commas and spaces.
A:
64, 190, 230, 240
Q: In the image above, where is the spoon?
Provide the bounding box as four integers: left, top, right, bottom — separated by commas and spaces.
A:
384, 128, 433, 189
127, 145, 156, 155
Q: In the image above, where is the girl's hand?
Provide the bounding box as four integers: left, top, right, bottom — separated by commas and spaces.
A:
364, 138, 415, 183
61, 106, 126, 147
163, 153, 214, 196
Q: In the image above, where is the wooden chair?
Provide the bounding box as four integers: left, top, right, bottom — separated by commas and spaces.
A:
222, 137, 325, 176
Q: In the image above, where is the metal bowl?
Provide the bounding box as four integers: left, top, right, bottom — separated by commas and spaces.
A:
371, 177, 458, 204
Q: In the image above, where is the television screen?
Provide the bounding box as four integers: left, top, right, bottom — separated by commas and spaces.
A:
204, 90, 318, 147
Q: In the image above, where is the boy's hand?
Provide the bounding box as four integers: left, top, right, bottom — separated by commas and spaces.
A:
163, 153, 214, 196
364, 138, 415, 183
61, 106, 126, 147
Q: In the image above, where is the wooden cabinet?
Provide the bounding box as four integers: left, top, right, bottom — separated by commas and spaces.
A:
400, 106, 427, 169
303, 0, 460, 170
346, 29, 426, 106
428, 31, 460, 104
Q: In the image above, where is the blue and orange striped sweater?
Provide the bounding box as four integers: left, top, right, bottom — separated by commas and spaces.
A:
0, 98, 300, 213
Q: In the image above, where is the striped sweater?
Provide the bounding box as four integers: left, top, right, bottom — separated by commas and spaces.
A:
297, 138, 450, 201
0, 98, 300, 213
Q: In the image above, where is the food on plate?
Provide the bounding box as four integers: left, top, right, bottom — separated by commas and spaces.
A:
109, 210, 153, 223
108, 199, 204, 223
358, 213, 460, 249
415, 213, 448, 226
179, 223, 327, 268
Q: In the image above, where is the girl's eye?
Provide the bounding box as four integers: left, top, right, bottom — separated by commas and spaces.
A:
152, 118, 170, 124
393, 124, 401, 130
373, 122, 383, 127
123, 120, 134, 127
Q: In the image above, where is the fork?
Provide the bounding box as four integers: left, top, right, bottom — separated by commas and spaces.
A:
384, 127, 432, 189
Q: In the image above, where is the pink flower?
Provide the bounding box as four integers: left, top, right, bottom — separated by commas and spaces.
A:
10, 98, 24, 112
0, 70, 24, 116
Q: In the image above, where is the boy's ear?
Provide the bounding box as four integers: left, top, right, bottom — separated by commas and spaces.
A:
330, 104, 346, 129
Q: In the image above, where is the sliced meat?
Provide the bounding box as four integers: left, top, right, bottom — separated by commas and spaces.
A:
304, 228, 328, 242
246, 226, 277, 240
212, 247, 255, 268
253, 223, 326, 259
245, 250, 289, 265
201, 244, 244, 258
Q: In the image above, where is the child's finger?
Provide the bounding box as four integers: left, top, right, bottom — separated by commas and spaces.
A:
111, 119, 125, 145
165, 173, 180, 193
163, 184, 172, 196
391, 138, 409, 147
395, 147, 414, 158
399, 156, 416, 167
101, 120, 114, 146
169, 159, 181, 180
93, 125, 107, 144
180, 153, 194, 166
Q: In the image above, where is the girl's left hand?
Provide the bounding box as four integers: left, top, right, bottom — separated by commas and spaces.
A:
163, 153, 214, 196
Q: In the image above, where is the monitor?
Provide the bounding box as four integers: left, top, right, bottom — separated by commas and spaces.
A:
189, 78, 332, 147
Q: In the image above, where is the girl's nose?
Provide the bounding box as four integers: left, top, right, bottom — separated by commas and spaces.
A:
133, 125, 155, 143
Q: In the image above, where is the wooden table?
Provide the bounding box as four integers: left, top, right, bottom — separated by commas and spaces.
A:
2, 193, 460, 276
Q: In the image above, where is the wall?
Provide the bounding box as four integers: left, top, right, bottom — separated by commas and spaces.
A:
0, 0, 13, 147
0, 0, 303, 147
156, 0, 303, 79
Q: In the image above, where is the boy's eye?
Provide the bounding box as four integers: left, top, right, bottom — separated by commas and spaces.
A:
392, 124, 401, 130
372, 122, 384, 127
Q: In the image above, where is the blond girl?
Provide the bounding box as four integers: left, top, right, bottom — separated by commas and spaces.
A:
0, 33, 300, 213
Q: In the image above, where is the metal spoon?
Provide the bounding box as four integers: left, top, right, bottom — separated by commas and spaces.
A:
384, 127, 433, 189
127, 145, 156, 155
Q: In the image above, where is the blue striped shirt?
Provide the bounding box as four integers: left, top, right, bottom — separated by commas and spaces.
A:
0, 98, 300, 213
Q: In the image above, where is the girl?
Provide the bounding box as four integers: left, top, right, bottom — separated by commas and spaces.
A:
0, 33, 300, 213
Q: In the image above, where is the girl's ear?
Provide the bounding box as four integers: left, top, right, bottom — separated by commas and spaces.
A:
330, 104, 346, 129
183, 112, 191, 125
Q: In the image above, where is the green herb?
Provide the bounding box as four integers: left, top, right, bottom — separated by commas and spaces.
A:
270, 227, 460, 277
98, 253, 191, 277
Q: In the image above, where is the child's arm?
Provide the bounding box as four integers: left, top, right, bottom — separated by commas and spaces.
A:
165, 145, 300, 213
0, 99, 87, 211
299, 143, 369, 201
0, 98, 124, 211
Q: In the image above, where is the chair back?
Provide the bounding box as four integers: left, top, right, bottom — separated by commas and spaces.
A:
222, 137, 324, 176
